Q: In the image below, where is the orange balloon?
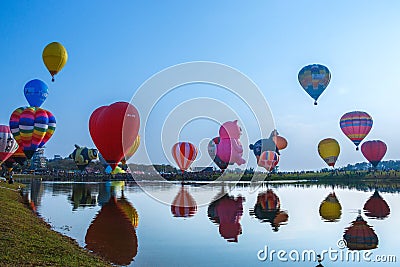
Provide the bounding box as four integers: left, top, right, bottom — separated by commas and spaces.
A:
273, 136, 288, 150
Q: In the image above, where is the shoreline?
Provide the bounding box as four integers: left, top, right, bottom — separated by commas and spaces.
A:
0, 182, 111, 266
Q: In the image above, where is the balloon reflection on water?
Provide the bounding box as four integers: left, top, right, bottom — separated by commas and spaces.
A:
85, 194, 138, 266
363, 190, 390, 220
343, 211, 378, 251
250, 189, 288, 232
208, 189, 244, 243
319, 191, 342, 222
171, 185, 197, 218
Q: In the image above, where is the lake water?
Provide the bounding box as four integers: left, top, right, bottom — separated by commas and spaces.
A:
20, 179, 399, 266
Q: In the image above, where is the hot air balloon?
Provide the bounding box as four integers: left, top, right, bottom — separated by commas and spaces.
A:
9, 107, 56, 159
69, 145, 98, 171
249, 130, 280, 162
23, 79, 49, 107
258, 151, 280, 172
89, 102, 140, 170
273, 135, 288, 151
171, 185, 197, 218
318, 138, 340, 167
0, 125, 19, 165
343, 211, 378, 250
171, 142, 198, 173
363, 190, 390, 219
340, 111, 373, 150
42, 42, 68, 82
319, 192, 342, 222
298, 64, 331, 105
121, 135, 140, 165
7, 145, 27, 166
216, 120, 245, 165
361, 140, 387, 169
85, 196, 138, 265
208, 137, 229, 171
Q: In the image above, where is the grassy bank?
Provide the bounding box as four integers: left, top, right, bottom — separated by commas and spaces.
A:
0, 182, 111, 267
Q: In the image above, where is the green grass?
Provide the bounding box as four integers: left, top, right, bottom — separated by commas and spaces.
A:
0, 182, 111, 267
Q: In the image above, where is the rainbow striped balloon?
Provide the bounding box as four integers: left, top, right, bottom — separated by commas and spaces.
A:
9, 106, 56, 159
340, 111, 373, 150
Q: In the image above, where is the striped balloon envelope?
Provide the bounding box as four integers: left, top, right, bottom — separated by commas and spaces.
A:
9, 106, 56, 159
258, 151, 280, 172
171, 185, 197, 218
340, 111, 373, 150
0, 125, 19, 165
171, 142, 198, 172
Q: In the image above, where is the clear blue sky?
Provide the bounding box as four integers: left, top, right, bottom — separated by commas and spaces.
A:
1, 1, 400, 171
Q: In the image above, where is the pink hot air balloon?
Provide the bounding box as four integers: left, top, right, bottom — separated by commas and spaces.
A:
258, 151, 280, 172
339, 111, 373, 150
361, 140, 387, 168
171, 142, 198, 173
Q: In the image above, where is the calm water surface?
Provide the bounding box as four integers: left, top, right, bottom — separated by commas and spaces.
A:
21, 179, 399, 266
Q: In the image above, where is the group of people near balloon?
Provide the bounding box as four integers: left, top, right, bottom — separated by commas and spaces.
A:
0, 42, 67, 179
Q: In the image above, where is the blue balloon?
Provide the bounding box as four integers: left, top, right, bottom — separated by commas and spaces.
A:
24, 79, 49, 107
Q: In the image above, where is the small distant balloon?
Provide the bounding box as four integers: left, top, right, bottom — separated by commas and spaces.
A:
361, 140, 387, 168
42, 42, 68, 82
318, 138, 340, 167
340, 111, 373, 150
171, 142, 198, 172
298, 64, 331, 105
24, 79, 49, 107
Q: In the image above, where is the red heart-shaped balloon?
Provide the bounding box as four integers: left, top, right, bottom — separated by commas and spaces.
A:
89, 102, 140, 170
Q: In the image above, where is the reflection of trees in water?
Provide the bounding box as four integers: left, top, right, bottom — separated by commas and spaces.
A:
85, 196, 138, 266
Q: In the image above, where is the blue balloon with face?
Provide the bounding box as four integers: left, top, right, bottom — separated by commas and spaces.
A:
24, 79, 49, 107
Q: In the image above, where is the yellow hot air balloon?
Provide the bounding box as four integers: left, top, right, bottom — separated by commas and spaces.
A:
42, 42, 68, 82
121, 135, 140, 165
318, 138, 340, 167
